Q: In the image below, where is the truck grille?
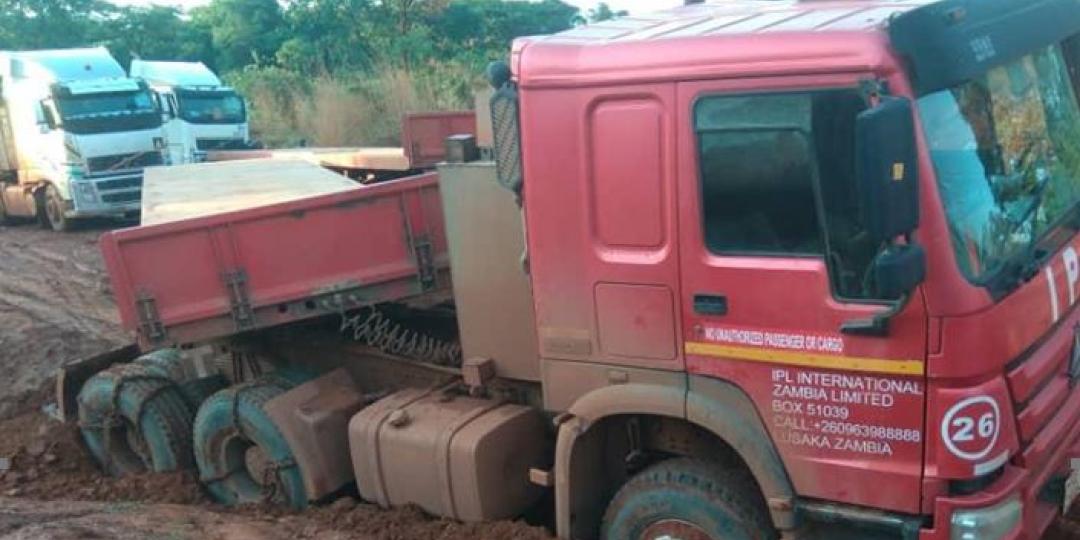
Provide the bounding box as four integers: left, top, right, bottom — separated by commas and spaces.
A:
95, 177, 142, 191
87, 152, 163, 173
101, 191, 141, 204
1005, 323, 1078, 468
196, 138, 246, 151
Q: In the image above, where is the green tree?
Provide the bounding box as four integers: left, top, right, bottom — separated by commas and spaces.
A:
0, 0, 110, 49
587, 2, 627, 23
191, 0, 286, 71
96, 5, 213, 68
278, 0, 378, 75
430, 0, 579, 65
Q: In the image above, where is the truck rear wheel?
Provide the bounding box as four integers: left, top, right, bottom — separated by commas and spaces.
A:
193, 379, 307, 509
40, 184, 73, 232
601, 458, 775, 540
77, 364, 196, 476
0, 191, 14, 225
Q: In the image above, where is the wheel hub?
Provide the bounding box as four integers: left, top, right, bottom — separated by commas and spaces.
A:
244, 444, 273, 487
640, 519, 716, 540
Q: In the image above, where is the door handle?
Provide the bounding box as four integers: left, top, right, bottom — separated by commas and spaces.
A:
693, 294, 728, 316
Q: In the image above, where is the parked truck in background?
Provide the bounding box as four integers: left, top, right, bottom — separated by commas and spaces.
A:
56, 1, 1080, 539
0, 47, 166, 231
129, 60, 250, 165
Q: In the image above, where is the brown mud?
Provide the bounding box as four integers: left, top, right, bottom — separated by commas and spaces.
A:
0, 222, 1073, 538
0, 221, 550, 539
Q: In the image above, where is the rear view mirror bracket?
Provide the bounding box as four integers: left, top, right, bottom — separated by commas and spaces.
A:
840, 293, 911, 337
840, 242, 926, 337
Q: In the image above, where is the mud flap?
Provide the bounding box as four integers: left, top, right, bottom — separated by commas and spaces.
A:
263, 368, 367, 502
55, 343, 140, 423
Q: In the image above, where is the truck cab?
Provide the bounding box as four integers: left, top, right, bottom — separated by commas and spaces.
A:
0, 47, 166, 231
129, 60, 250, 165
501, 0, 1080, 538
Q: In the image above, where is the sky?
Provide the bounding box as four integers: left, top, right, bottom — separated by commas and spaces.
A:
110, 0, 686, 15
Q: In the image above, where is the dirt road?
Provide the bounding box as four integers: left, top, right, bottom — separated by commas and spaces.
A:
0, 222, 127, 419
0, 221, 552, 539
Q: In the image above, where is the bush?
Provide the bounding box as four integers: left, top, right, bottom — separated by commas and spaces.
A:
227, 62, 481, 148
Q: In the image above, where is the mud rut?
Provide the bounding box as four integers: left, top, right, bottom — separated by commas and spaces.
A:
0, 222, 551, 540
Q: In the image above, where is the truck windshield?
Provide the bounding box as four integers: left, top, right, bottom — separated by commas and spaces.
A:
55, 89, 162, 135
176, 90, 246, 125
918, 43, 1080, 289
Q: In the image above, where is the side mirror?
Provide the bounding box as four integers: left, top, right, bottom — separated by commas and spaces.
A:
39, 100, 60, 131
855, 96, 919, 244
842, 97, 924, 337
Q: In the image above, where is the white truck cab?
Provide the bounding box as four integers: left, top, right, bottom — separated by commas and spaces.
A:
130, 60, 250, 165
0, 47, 166, 231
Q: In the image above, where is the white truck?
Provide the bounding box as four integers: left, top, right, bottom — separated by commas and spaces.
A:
129, 60, 250, 165
0, 47, 166, 231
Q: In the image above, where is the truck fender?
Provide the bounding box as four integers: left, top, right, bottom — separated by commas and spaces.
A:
553, 379, 795, 538
687, 375, 795, 529
554, 383, 684, 539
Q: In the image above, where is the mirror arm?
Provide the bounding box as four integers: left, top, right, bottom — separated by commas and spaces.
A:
839, 293, 911, 337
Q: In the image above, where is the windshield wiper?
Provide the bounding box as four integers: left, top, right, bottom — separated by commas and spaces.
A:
983, 168, 1053, 298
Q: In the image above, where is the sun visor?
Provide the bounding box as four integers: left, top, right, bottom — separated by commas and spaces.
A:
889, 0, 1080, 96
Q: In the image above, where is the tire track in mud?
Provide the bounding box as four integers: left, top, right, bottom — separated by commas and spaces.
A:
0, 224, 127, 419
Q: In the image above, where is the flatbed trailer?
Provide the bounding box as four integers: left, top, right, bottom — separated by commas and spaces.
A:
204, 111, 477, 177
100, 172, 449, 350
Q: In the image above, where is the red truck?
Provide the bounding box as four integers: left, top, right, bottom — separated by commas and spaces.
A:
57, 1, 1080, 539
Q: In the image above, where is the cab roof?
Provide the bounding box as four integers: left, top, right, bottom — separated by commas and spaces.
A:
552, 0, 933, 42
0, 47, 126, 83
516, 0, 935, 88
130, 60, 224, 88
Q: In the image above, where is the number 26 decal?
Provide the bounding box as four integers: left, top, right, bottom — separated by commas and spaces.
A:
941, 396, 1001, 461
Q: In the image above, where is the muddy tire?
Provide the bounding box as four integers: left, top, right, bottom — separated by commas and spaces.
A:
601, 458, 775, 540
77, 364, 196, 476
133, 349, 187, 381
193, 380, 307, 509
131, 349, 228, 409
0, 191, 15, 226
40, 184, 73, 232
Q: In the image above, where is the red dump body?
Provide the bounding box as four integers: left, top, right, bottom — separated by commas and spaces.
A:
100, 173, 448, 348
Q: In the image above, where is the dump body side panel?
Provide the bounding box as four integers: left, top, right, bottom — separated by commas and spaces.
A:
101, 172, 449, 348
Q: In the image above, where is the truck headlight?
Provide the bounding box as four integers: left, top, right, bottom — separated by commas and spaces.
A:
950, 496, 1021, 540
73, 182, 97, 204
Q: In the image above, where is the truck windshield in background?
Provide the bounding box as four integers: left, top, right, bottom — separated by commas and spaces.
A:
919, 42, 1080, 289
54, 88, 162, 135
175, 89, 245, 124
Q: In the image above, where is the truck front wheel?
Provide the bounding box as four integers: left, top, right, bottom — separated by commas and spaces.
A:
0, 192, 13, 225
601, 458, 776, 540
39, 184, 73, 232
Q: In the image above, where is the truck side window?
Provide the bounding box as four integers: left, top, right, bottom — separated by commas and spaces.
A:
695, 90, 878, 300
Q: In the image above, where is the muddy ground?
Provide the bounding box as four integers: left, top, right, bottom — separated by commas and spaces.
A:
0, 221, 551, 539
0, 221, 1076, 539
0, 222, 126, 420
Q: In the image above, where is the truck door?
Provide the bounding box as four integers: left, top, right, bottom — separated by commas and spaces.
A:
675, 76, 930, 513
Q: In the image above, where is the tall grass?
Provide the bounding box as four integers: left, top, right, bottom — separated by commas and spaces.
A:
228, 61, 483, 148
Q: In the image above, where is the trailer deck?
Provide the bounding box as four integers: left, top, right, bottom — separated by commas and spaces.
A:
101, 172, 449, 349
